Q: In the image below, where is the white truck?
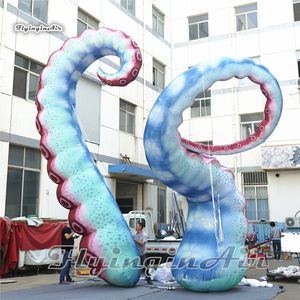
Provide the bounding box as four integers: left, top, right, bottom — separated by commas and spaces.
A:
123, 210, 182, 263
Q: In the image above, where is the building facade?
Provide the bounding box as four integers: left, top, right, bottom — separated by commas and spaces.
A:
0, 0, 299, 231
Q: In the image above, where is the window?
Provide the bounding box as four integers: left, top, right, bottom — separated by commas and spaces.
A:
294, 0, 300, 21
297, 50, 300, 78
119, 99, 135, 134
235, 3, 257, 31
13, 54, 43, 101
121, 0, 135, 15
240, 112, 263, 139
152, 6, 165, 38
242, 171, 269, 221
77, 9, 98, 35
116, 198, 133, 213
116, 181, 137, 213
198, 140, 213, 146
129, 218, 146, 229
157, 182, 166, 223
188, 14, 208, 40
191, 90, 211, 118
5, 145, 41, 218
153, 59, 165, 89
18, 0, 48, 23
76, 78, 101, 144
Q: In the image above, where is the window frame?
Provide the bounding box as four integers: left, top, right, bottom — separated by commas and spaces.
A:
242, 171, 269, 221
188, 13, 209, 40
191, 90, 211, 118
294, 0, 300, 22
198, 140, 213, 146
156, 181, 166, 224
121, 0, 135, 16
13, 53, 43, 101
235, 3, 258, 32
297, 50, 300, 78
5, 145, 41, 218
153, 58, 165, 89
240, 112, 264, 139
119, 99, 136, 135
18, 0, 48, 23
77, 9, 99, 35
152, 5, 165, 38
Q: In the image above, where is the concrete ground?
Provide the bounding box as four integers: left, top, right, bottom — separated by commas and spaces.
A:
0, 258, 299, 299
246, 257, 300, 300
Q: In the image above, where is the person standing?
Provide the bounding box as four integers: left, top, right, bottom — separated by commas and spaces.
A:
132, 221, 147, 263
270, 221, 282, 260
132, 221, 151, 282
59, 222, 77, 284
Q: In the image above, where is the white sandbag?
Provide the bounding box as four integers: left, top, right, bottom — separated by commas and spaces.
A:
239, 278, 273, 288
151, 262, 174, 282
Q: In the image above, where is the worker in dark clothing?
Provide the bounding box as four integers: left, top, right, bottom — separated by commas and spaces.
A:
59, 222, 78, 284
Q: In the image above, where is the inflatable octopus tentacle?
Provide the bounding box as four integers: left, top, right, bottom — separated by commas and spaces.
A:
144, 57, 282, 292
36, 28, 142, 287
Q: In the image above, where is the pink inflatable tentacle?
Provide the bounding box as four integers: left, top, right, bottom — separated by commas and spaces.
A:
35, 28, 142, 287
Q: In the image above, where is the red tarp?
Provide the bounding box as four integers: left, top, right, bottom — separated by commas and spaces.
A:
0, 218, 20, 278
0, 218, 65, 277
19, 222, 65, 251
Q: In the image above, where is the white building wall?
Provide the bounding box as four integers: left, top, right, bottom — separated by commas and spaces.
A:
143, 182, 158, 226
267, 170, 300, 222
173, 0, 300, 223
0, 0, 174, 221
0, 142, 9, 217
0, 0, 299, 226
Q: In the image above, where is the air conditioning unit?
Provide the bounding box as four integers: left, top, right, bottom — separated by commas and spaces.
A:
285, 217, 300, 228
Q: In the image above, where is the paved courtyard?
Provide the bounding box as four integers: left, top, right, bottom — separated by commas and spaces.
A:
1, 258, 299, 300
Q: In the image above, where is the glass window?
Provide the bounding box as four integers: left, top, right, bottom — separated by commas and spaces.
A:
129, 218, 146, 229
15, 55, 29, 69
18, 0, 32, 14
116, 198, 133, 213
235, 3, 257, 31
153, 59, 165, 89
29, 74, 39, 100
242, 172, 269, 221
33, 0, 48, 23
198, 140, 213, 146
23, 171, 40, 217
240, 112, 263, 139
13, 53, 43, 101
121, 0, 135, 15
191, 90, 211, 118
297, 50, 300, 78
77, 9, 99, 35
30, 61, 43, 74
18, 0, 48, 23
294, 0, 300, 21
188, 14, 209, 40
8, 144, 24, 166
119, 110, 126, 132
25, 148, 41, 169
13, 68, 27, 99
119, 99, 135, 134
5, 145, 41, 218
157, 182, 166, 223
5, 168, 23, 219
152, 6, 165, 38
